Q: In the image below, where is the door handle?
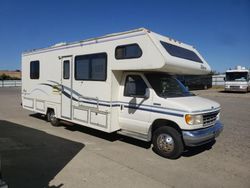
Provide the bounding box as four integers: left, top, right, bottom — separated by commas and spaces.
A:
120, 104, 124, 110
153, 103, 161, 106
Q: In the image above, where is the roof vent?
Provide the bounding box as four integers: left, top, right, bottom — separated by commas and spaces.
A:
52, 42, 67, 47
236, 65, 242, 70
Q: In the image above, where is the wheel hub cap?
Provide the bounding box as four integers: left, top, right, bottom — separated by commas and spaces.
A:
51, 114, 56, 123
157, 134, 174, 153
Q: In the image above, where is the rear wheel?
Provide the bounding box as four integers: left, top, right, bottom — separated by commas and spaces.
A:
47, 110, 60, 126
153, 126, 183, 159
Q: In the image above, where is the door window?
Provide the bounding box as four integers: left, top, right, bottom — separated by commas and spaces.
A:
124, 75, 147, 97
63, 60, 70, 79
30, 61, 40, 79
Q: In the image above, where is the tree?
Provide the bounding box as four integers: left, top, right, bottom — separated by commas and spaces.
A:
0, 74, 11, 80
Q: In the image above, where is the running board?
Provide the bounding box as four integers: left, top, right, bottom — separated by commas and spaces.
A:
117, 130, 149, 141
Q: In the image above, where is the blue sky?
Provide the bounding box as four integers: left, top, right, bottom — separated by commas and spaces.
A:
0, 0, 249, 72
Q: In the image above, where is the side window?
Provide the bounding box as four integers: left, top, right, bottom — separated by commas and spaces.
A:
75, 57, 89, 80
124, 75, 147, 97
115, 44, 142, 59
160, 41, 203, 63
91, 55, 106, 80
30, 61, 39, 79
75, 53, 107, 81
63, 60, 70, 79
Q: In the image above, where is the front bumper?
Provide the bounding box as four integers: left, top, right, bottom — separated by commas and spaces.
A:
225, 87, 248, 92
182, 121, 223, 147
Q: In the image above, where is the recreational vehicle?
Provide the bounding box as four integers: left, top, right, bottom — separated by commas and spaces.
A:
22, 28, 223, 159
224, 66, 250, 92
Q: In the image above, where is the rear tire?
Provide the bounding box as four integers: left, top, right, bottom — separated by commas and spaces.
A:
47, 110, 60, 126
153, 126, 183, 159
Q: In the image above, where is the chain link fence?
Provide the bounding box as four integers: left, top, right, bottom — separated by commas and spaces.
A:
0, 80, 21, 87
212, 74, 225, 86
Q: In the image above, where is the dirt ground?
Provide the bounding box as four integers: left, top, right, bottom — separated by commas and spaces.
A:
0, 87, 249, 188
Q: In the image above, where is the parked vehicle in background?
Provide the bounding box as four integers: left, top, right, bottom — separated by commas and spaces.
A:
225, 66, 250, 92
177, 74, 212, 90
21, 28, 223, 159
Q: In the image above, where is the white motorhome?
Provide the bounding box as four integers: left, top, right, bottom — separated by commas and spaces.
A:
22, 28, 223, 159
225, 66, 250, 92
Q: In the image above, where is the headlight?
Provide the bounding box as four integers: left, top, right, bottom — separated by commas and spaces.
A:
240, 85, 247, 89
216, 112, 220, 120
185, 114, 203, 125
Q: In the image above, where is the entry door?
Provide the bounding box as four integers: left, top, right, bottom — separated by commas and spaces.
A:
119, 74, 152, 134
61, 57, 72, 119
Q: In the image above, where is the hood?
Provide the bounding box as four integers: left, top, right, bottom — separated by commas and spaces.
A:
164, 96, 220, 113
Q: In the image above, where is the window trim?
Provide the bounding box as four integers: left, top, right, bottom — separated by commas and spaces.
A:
30, 60, 40, 79
115, 43, 143, 60
74, 52, 107, 81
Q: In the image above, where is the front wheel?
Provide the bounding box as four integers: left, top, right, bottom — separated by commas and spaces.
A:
47, 110, 60, 126
152, 126, 184, 159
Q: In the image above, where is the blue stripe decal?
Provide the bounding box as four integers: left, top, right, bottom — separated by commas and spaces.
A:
76, 101, 183, 117
46, 80, 187, 113
41, 82, 184, 117
124, 105, 183, 117
112, 100, 188, 113
79, 100, 111, 107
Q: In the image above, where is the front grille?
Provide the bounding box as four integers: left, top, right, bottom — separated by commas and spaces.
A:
230, 86, 240, 89
203, 111, 219, 127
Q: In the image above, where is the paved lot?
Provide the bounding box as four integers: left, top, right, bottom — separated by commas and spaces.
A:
0, 87, 250, 188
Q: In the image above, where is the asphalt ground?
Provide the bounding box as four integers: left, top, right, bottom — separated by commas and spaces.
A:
0, 87, 249, 188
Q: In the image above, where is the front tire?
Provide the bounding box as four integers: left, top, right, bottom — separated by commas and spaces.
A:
153, 126, 184, 159
47, 110, 60, 126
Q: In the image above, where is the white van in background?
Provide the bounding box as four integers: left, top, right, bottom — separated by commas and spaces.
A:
225, 66, 250, 92
21, 28, 223, 159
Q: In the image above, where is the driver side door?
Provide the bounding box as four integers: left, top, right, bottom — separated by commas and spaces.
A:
119, 73, 152, 134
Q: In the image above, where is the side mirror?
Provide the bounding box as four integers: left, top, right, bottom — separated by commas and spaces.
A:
144, 88, 150, 99
224, 77, 226, 81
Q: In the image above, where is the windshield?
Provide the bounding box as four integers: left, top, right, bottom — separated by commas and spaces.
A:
226, 72, 248, 82
145, 73, 194, 98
